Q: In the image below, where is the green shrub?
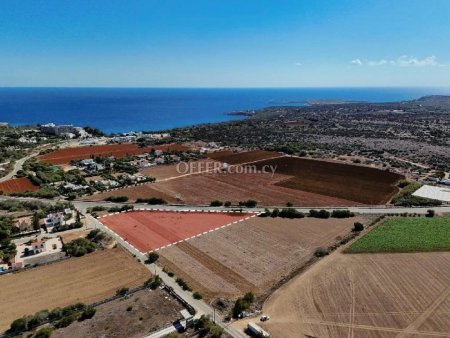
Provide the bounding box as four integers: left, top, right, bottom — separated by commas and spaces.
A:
64, 238, 96, 257
210, 200, 224, 207
309, 209, 330, 219
34, 327, 54, 338
116, 287, 129, 296
79, 307, 96, 321
352, 222, 364, 232
55, 314, 78, 328
104, 196, 129, 203
331, 210, 354, 218
176, 278, 191, 291
193, 291, 203, 300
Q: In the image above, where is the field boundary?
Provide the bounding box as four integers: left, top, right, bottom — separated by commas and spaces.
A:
260, 215, 386, 308
97, 208, 261, 255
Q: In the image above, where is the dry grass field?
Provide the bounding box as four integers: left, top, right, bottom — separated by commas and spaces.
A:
52, 288, 183, 338
207, 150, 283, 164
158, 215, 371, 301
0, 247, 151, 332
263, 251, 450, 338
140, 158, 219, 181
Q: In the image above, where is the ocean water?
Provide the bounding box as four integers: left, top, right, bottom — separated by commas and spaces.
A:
0, 87, 448, 133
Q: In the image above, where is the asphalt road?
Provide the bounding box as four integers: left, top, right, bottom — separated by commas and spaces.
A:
0, 152, 39, 183
71, 200, 450, 215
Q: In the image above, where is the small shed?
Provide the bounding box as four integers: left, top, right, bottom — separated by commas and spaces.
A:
180, 309, 194, 328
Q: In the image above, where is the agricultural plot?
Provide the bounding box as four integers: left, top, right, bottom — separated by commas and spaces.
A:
88, 170, 359, 207
347, 217, 450, 253
38, 143, 189, 165
99, 210, 255, 253
140, 158, 220, 181
158, 215, 370, 300
88, 155, 401, 206
207, 150, 283, 164
263, 251, 450, 338
52, 288, 183, 338
0, 177, 38, 193
0, 247, 151, 332
253, 156, 404, 204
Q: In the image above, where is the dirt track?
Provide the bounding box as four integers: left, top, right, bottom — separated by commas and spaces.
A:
263, 251, 450, 338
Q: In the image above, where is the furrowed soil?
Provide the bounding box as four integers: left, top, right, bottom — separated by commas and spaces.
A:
158, 215, 371, 301
262, 251, 450, 338
0, 177, 38, 193
39, 143, 190, 165
253, 156, 404, 204
207, 150, 283, 164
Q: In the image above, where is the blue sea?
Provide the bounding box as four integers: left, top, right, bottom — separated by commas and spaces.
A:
0, 87, 448, 133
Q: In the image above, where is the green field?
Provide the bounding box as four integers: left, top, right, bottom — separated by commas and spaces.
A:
346, 217, 450, 253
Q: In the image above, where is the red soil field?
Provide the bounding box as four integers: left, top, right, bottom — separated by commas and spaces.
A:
0, 177, 38, 193
100, 210, 254, 253
207, 150, 283, 164
253, 156, 404, 204
38, 143, 190, 165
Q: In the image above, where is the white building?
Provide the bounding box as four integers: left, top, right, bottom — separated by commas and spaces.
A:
412, 185, 450, 202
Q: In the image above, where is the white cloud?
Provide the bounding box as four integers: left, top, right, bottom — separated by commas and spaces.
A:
350, 55, 444, 67
294, 62, 302, 66
395, 55, 437, 67
367, 59, 388, 66
350, 59, 362, 66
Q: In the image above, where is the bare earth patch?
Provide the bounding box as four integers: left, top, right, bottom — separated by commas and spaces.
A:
263, 251, 450, 338
87, 171, 358, 207
52, 288, 183, 338
158, 215, 370, 301
0, 247, 151, 332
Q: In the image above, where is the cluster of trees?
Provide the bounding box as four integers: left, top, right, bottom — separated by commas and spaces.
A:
209, 200, 232, 207
232, 292, 254, 318
64, 237, 96, 257
309, 209, 354, 219
88, 204, 133, 217
238, 200, 257, 208
194, 315, 224, 338
176, 277, 192, 291
9, 302, 96, 335
393, 181, 442, 207
0, 217, 16, 262
136, 197, 167, 205
144, 275, 162, 289
146, 252, 159, 264
261, 208, 305, 219
64, 229, 109, 257
0, 200, 45, 212
104, 195, 129, 202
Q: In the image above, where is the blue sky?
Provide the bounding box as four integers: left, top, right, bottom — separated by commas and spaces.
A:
1, 0, 449, 87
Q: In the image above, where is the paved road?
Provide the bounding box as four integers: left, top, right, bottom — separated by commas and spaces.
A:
71, 200, 450, 215
0, 152, 40, 182
1, 196, 449, 215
